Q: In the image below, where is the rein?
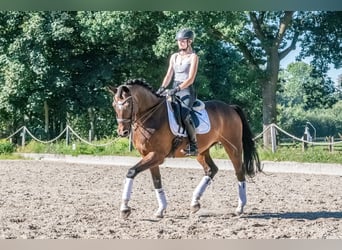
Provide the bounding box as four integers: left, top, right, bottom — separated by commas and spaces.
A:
134, 98, 166, 126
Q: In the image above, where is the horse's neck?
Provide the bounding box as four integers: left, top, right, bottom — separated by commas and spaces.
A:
132, 93, 166, 140
134, 92, 163, 117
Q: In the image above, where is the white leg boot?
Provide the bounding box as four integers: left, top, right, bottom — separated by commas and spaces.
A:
154, 188, 167, 218
190, 176, 212, 213
120, 177, 133, 218
235, 181, 247, 215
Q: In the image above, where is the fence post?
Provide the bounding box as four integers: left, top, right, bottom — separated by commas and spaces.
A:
328, 136, 334, 152
302, 125, 310, 152
21, 127, 26, 148
302, 136, 307, 152
88, 130, 92, 142
66, 126, 69, 146
271, 124, 277, 153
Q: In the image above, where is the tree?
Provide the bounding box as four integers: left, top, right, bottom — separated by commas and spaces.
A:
0, 11, 31, 134
278, 62, 337, 110
278, 62, 340, 137
298, 11, 342, 74
204, 11, 301, 146
0, 11, 166, 139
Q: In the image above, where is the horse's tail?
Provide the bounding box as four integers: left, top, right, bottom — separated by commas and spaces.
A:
231, 105, 262, 178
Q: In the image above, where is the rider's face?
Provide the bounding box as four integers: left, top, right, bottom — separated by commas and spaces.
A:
177, 39, 190, 50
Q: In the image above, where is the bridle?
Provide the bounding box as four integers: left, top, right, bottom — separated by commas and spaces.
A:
113, 94, 166, 131
113, 96, 133, 124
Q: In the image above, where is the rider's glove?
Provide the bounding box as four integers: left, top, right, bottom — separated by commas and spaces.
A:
168, 86, 181, 96
156, 86, 166, 95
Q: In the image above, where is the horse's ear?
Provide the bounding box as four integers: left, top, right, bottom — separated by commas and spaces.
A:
121, 85, 130, 94
107, 85, 117, 95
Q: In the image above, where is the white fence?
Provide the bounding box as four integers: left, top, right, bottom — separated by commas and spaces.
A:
5, 125, 116, 148
3, 123, 342, 153
254, 123, 342, 152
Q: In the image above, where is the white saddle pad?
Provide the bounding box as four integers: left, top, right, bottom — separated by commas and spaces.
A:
166, 100, 211, 137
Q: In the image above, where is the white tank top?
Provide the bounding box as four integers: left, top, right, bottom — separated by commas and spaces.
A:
173, 52, 195, 83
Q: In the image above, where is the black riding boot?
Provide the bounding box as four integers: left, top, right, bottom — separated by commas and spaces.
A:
182, 115, 198, 156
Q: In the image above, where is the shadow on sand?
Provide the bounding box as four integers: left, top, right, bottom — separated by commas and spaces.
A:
245, 211, 342, 220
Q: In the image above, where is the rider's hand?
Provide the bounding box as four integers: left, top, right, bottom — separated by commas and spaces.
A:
168, 86, 180, 96
156, 86, 166, 95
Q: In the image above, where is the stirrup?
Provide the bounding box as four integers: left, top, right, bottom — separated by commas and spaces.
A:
181, 144, 198, 156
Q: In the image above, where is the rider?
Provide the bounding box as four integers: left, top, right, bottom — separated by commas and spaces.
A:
156, 28, 199, 156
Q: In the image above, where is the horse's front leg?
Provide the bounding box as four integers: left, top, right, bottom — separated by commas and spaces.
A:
120, 152, 164, 219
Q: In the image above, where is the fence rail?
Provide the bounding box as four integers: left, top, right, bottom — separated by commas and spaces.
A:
4, 125, 117, 148
254, 123, 342, 153
2, 123, 342, 153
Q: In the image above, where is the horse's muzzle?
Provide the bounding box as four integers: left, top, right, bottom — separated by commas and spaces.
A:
118, 129, 130, 137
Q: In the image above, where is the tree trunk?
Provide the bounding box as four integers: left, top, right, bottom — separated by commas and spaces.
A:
262, 48, 279, 147
247, 11, 295, 147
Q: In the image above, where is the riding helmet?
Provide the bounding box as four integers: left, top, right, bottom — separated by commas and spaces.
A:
175, 29, 194, 41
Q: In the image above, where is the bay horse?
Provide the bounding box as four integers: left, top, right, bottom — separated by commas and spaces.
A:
108, 79, 261, 219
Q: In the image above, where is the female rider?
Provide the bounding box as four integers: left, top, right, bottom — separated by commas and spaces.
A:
157, 28, 199, 156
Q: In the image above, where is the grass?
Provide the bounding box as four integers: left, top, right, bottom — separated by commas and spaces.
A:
0, 154, 25, 160
16, 138, 141, 157
1, 138, 342, 164
257, 145, 342, 164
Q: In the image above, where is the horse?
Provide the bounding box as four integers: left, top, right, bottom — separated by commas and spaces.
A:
108, 79, 262, 219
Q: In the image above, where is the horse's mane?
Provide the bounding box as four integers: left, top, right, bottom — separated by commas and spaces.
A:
124, 78, 156, 95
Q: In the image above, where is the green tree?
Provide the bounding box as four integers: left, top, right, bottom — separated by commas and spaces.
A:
0, 11, 166, 139
278, 62, 340, 137
0, 11, 31, 134
278, 62, 337, 110
298, 11, 342, 74
72, 11, 165, 139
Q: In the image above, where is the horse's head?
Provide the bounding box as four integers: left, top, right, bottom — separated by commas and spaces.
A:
108, 78, 164, 137
108, 84, 134, 137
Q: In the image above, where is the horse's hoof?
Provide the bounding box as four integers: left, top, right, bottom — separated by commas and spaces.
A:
234, 206, 244, 216
120, 207, 132, 219
190, 203, 201, 213
154, 209, 166, 219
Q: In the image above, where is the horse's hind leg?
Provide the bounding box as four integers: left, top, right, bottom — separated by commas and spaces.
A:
222, 142, 246, 215
191, 149, 219, 213
150, 166, 167, 218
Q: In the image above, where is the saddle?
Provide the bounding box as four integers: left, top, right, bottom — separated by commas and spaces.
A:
166, 96, 211, 137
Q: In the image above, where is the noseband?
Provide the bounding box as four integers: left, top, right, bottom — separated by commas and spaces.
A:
113, 96, 134, 125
